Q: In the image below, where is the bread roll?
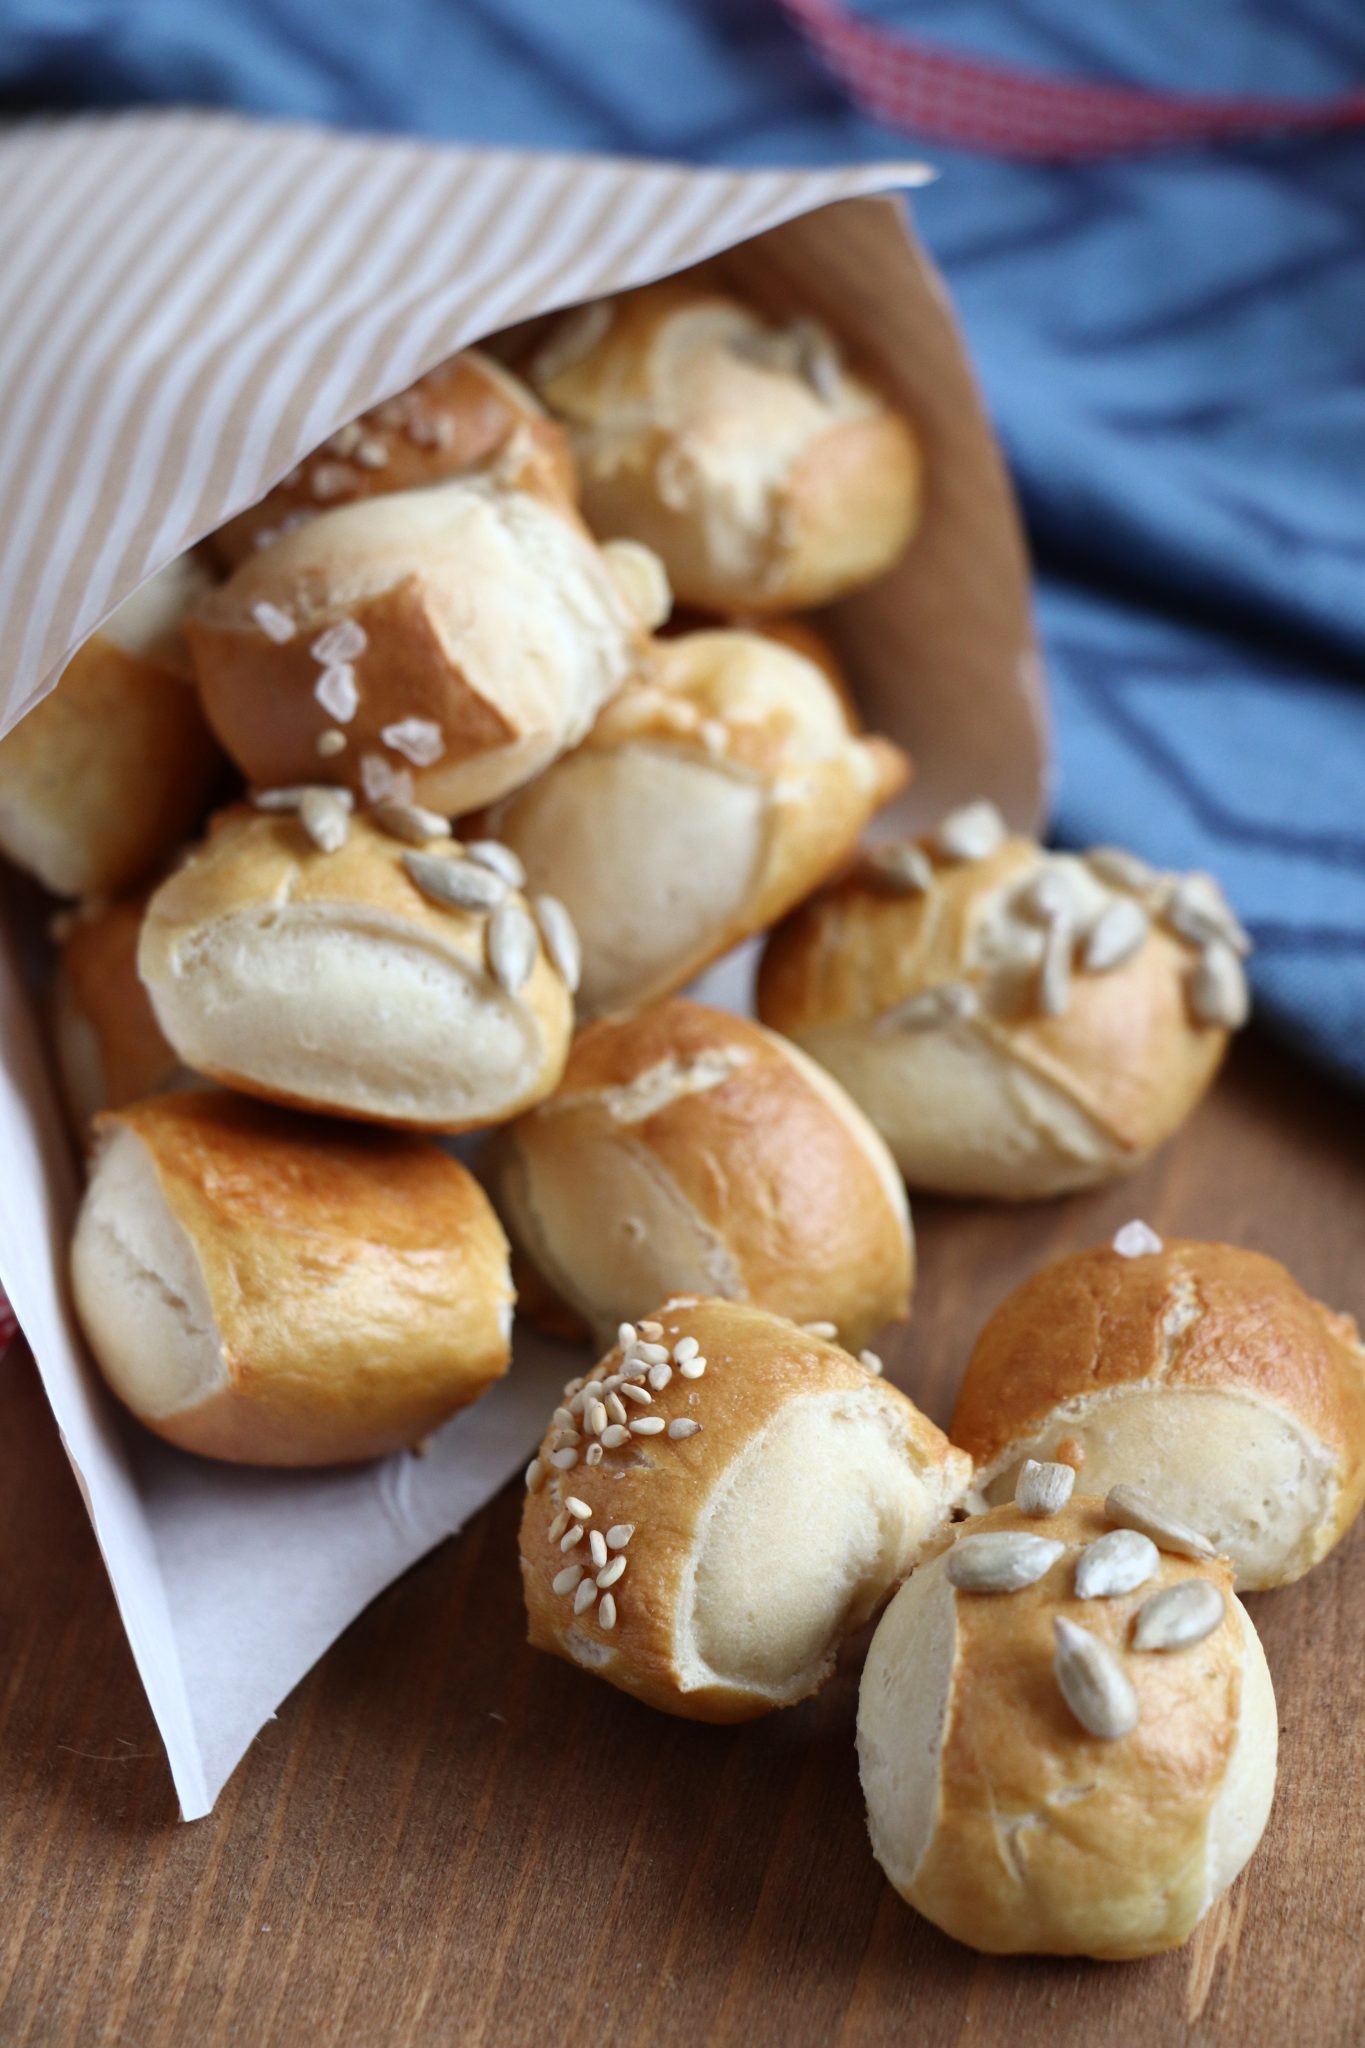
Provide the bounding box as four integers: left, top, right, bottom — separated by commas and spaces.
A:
483, 627, 908, 1019
858, 1493, 1276, 1958
757, 806, 1249, 1199
53, 889, 193, 1130
188, 476, 660, 818
527, 278, 921, 612
521, 1299, 970, 1719
209, 348, 576, 567
138, 805, 575, 1131
71, 1091, 513, 1465
953, 1233, 1365, 1589
0, 554, 221, 898
492, 999, 912, 1353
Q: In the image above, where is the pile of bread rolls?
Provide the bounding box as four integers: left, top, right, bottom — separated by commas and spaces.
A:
2, 269, 1352, 1968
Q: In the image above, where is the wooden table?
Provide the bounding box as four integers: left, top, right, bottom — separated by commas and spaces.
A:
2, 1032, 1362, 2046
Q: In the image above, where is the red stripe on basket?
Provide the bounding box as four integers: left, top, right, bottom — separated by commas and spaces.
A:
779, 0, 1365, 158
0, 1291, 16, 1354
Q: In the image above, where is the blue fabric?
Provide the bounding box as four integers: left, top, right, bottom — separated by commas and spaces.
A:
3, 0, 1361, 1080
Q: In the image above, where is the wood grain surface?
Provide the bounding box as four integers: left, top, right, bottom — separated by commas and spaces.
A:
1, 1032, 1362, 2047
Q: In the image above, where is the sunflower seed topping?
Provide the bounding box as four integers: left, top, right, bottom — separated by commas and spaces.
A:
1053, 1617, 1139, 1739
947, 1531, 1064, 1593
299, 786, 351, 854
861, 843, 934, 896
371, 798, 451, 845
1075, 1528, 1160, 1599
1105, 1485, 1215, 1560
879, 981, 980, 1033
464, 840, 526, 889
801, 1321, 838, 1340
1086, 845, 1159, 893
1164, 873, 1251, 956
1189, 942, 1250, 1030
1113, 1219, 1163, 1258
933, 799, 1008, 864
1014, 1459, 1076, 1517
1037, 915, 1073, 1018
1084, 897, 1150, 973
859, 1350, 883, 1377
1133, 1579, 1225, 1651
534, 894, 581, 992
252, 783, 356, 814
487, 903, 539, 995
403, 851, 506, 914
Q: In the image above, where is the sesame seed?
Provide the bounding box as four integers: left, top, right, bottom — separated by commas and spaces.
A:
560, 1526, 584, 1552
552, 1407, 574, 1430
600, 1373, 622, 1393
859, 1350, 884, 1377
630, 1417, 666, 1436
647, 1364, 672, 1391
619, 1383, 651, 1406
524, 1458, 544, 1492
566, 1497, 592, 1520
618, 1323, 637, 1349
585, 1443, 604, 1466
548, 1448, 578, 1471
573, 1579, 598, 1615
678, 1358, 706, 1380
638, 1321, 664, 1338
802, 1321, 837, 1340
605, 1393, 627, 1425
586, 1400, 608, 1436
599, 1425, 630, 1449
582, 1382, 605, 1403
599, 1594, 617, 1630
606, 1525, 634, 1549
596, 1556, 626, 1588
619, 1362, 648, 1384
589, 1531, 608, 1568
563, 1377, 584, 1399
552, 1565, 583, 1595
673, 1336, 699, 1363
668, 1419, 701, 1440
568, 1390, 587, 1416
547, 1511, 568, 1542
635, 1342, 669, 1364
251, 600, 296, 643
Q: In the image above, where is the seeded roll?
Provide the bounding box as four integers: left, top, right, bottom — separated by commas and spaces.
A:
71, 1091, 513, 1466
954, 1232, 1365, 1589
858, 1493, 1276, 1959
0, 554, 222, 898
521, 1299, 970, 1720
757, 804, 1248, 1199
482, 627, 908, 1019
53, 888, 194, 1132
187, 475, 663, 820
138, 805, 575, 1132
209, 349, 576, 567
527, 277, 922, 613
492, 999, 913, 1354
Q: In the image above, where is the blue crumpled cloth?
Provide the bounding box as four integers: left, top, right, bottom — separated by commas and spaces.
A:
3, 0, 1361, 1081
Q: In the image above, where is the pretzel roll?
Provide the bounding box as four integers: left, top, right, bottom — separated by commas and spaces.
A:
953, 1234, 1365, 1589
483, 627, 908, 1019
528, 278, 921, 612
187, 476, 658, 819
858, 1495, 1276, 1958
492, 1000, 912, 1353
53, 889, 193, 1130
209, 348, 576, 567
71, 1092, 512, 1466
0, 554, 221, 898
757, 806, 1248, 1199
520, 1300, 970, 1720
138, 805, 575, 1131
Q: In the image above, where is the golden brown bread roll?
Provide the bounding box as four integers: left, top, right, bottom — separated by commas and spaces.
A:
482, 627, 908, 1019
953, 1233, 1365, 1589
209, 348, 576, 567
52, 888, 194, 1130
492, 999, 913, 1353
757, 805, 1249, 1199
138, 804, 576, 1131
0, 554, 222, 898
70, 1092, 513, 1465
527, 277, 922, 612
858, 1492, 1276, 1958
521, 1299, 970, 1720
187, 476, 662, 819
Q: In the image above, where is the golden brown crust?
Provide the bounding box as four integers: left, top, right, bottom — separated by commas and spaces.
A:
497, 1000, 912, 1349
209, 350, 575, 566
952, 1239, 1365, 1518
520, 1298, 968, 1720
53, 887, 183, 1120
909, 1499, 1243, 1958
93, 1092, 512, 1465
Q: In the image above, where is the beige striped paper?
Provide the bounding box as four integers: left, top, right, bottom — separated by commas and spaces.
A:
0, 111, 941, 733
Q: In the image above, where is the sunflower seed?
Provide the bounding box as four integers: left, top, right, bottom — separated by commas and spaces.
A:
933, 800, 1008, 864
879, 981, 980, 1033
310, 618, 368, 666
801, 1321, 838, 1340
1015, 868, 1077, 924
1053, 1618, 1139, 1739
534, 894, 581, 992
251, 599, 296, 643
1014, 1459, 1075, 1517
487, 903, 539, 995
1037, 915, 1073, 1018
382, 716, 445, 767
1105, 1485, 1215, 1560
946, 1532, 1064, 1593
252, 784, 355, 814
359, 753, 413, 805
1086, 845, 1159, 894
1084, 897, 1150, 973
370, 798, 451, 845
464, 840, 526, 889
1189, 943, 1250, 1030
861, 843, 935, 896
859, 1350, 883, 1377
602, 537, 672, 630
1113, 1219, 1163, 1258
790, 316, 842, 403
1164, 873, 1251, 956
1133, 1579, 1226, 1651
403, 851, 506, 914
1074, 1528, 1160, 1599
299, 787, 350, 854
